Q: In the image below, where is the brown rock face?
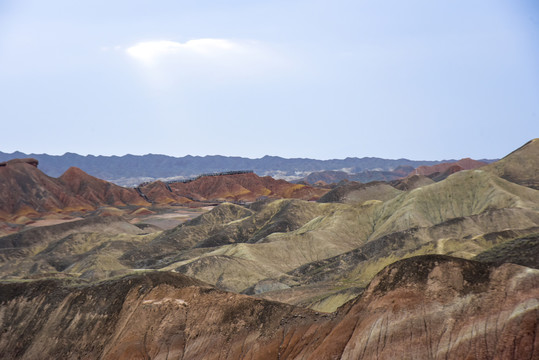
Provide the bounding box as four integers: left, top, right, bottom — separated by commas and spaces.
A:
0, 161, 90, 220
389, 174, 435, 190
59, 167, 149, 207
0, 158, 38, 167
317, 180, 402, 204
157, 172, 328, 202
0, 161, 150, 221
136, 180, 193, 205
412, 158, 487, 178
0, 255, 536, 359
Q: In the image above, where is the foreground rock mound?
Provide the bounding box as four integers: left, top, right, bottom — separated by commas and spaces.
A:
0, 255, 537, 359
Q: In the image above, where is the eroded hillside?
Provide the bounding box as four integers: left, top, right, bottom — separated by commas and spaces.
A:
0, 256, 536, 359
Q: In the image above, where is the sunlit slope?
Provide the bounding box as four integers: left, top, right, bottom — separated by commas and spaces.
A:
122, 200, 344, 266
169, 170, 539, 310
0, 217, 158, 280
318, 181, 402, 204
253, 172, 539, 311
152, 200, 376, 291
366, 169, 539, 240
482, 138, 539, 189
259, 209, 539, 312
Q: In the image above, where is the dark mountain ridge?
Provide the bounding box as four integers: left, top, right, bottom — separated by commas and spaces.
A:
0, 150, 488, 185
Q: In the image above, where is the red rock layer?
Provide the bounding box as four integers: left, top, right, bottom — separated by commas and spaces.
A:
0, 162, 149, 221
137, 181, 193, 205
0, 255, 536, 359
412, 158, 487, 177
59, 167, 149, 207
163, 172, 328, 202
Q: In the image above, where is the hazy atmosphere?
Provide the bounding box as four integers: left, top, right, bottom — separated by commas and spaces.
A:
1, 0, 537, 160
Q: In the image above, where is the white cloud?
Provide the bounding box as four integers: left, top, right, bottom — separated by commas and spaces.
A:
126, 39, 246, 65
123, 38, 291, 87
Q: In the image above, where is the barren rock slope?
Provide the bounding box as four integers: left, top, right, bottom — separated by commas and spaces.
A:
0, 255, 537, 359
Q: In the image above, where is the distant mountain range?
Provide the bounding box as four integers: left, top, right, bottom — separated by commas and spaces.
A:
0, 151, 496, 186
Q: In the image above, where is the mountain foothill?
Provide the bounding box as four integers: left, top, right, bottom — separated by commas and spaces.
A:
0, 139, 538, 359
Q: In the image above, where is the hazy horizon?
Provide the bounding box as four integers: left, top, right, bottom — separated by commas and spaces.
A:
0, 148, 503, 163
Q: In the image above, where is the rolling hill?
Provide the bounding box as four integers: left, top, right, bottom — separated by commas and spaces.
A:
482, 137, 539, 189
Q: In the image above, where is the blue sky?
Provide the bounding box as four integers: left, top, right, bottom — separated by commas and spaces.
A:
1, 0, 537, 160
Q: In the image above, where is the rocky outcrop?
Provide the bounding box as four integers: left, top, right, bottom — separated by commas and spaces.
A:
0, 161, 148, 221
318, 181, 402, 204
309, 256, 539, 359
410, 158, 487, 179
0, 158, 38, 167
0, 256, 537, 359
59, 167, 149, 207
389, 174, 435, 190
146, 172, 329, 202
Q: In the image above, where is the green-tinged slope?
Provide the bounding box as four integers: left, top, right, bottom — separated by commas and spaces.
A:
482, 138, 539, 189
367, 169, 539, 240
0, 217, 158, 280
249, 171, 539, 311
153, 171, 539, 304
122, 199, 344, 267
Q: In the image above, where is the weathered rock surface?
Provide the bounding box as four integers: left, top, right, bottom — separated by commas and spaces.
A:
389, 174, 435, 190
161, 172, 328, 202
318, 180, 402, 204
412, 158, 487, 178
0, 255, 537, 359
0, 162, 149, 221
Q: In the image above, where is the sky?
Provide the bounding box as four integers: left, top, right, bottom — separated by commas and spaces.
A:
0, 0, 538, 161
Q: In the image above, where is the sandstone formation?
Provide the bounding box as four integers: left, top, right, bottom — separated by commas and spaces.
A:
389, 174, 435, 190
411, 158, 488, 178
133, 180, 193, 205
0, 158, 38, 167
0, 256, 536, 359
317, 180, 402, 204
142, 172, 329, 203
0, 162, 151, 222
59, 167, 150, 208
0, 161, 327, 225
